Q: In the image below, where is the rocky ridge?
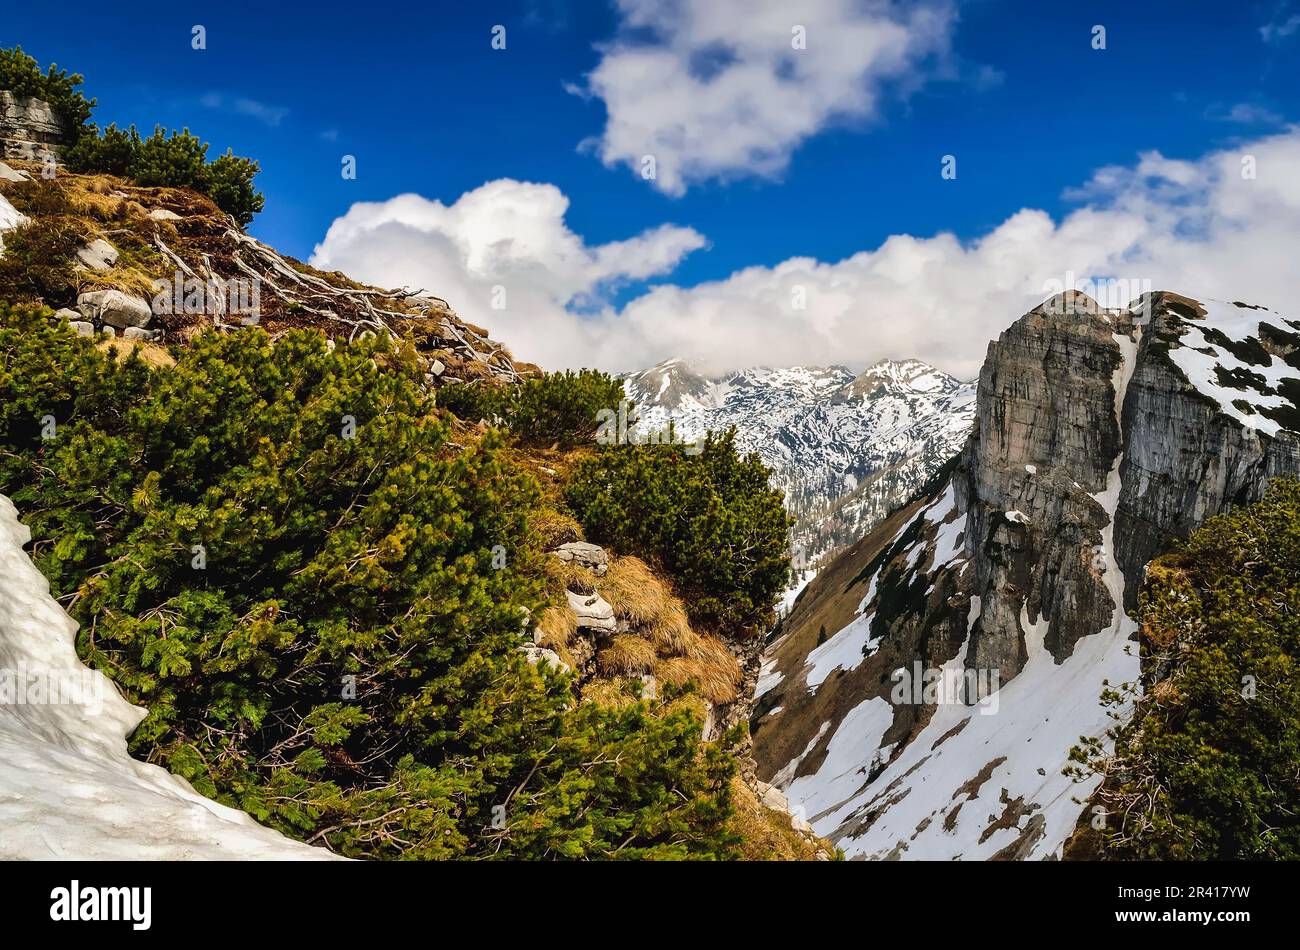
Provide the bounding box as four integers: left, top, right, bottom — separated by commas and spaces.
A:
0, 91, 71, 163
0, 159, 528, 385
751, 290, 1300, 860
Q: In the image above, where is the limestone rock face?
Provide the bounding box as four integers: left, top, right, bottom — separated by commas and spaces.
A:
961, 291, 1132, 680
77, 289, 153, 329
0, 91, 72, 161
564, 590, 617, 633
752, 290, 1300, 861
553, 541, 609, 575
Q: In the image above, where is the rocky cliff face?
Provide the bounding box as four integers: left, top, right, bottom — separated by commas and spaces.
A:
0, 91, 71, 162
751, 290, 1300, 860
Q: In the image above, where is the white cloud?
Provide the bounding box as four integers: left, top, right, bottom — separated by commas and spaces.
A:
309, 179, 706, 369
1260, 12, 1300, 44
570, 0, 957, 195
312, 130, 1300, 380
1211, 102, 1284, 125
200, 93, 289, 127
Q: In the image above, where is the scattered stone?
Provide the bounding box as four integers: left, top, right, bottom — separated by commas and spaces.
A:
0, 193, 29, 255
100, 326, 116, 338
518, 645, 570, 673
554, 541, 609, 575
0, 161, 29, 182
147, 208, 181, 221
428, 358, 445, 376
757, 781, 790, 813
69, 321, 95, 336
122, 327, 158, 342
75, 238, 120, 271
639, 674, 658, 700
791, 813, 815, 835
564, 590, 617, 632
77, 289, 152, 329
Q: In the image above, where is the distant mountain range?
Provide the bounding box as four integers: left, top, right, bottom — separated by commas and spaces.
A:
623, 357, 977, 573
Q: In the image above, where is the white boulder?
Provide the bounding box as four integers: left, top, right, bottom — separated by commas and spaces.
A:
77, 289, 152, 329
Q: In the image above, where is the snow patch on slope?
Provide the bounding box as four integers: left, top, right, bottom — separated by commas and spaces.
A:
0, 494, 336, 860
1166, 299, 1299, 437
778, 327, 1145, 860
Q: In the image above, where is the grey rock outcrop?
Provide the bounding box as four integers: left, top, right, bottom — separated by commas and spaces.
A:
75, 238, 119, 271
564, 590, 617, 633
0, 91, 72, 162
518, 644, 570, 673
77, 290, 153, 329
553, 541, 609, 575
753, 290, 1300, 861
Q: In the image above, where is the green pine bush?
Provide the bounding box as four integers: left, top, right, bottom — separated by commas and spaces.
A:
1070, 476, 1300, 859
0, 46, 95, 133
0, 302, 740, 859
67, 123, 266, 226
440, 369, 625, 449
566, 431, 792, 639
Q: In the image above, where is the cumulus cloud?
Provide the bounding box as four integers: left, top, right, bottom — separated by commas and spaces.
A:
312, 131, 1300, 380
309, 179, 706, 369
569, 0, 957, 195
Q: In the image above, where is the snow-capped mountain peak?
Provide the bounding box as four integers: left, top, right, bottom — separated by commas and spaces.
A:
623, 357, 977, 568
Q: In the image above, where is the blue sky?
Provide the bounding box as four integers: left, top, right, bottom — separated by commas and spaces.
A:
7, 1, 1300, 373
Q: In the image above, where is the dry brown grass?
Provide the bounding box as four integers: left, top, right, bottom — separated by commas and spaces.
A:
96, 339, 175, 368
596, 635, 658, 676
542, 555, 595, 595
655, 648, 741, 705
81, 265, 160, 299
599, 556, 666, 623
535, 605, 578, 652
528, 508, 582, 549
726, 777, 835, 861
63, 187, 127, 222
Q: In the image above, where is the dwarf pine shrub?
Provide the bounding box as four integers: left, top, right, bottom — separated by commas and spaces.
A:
566, 431, 792, 640
0, 303, 739, 859
1071, 477, 1300, 859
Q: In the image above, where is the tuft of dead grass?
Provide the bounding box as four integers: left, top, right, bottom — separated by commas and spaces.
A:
726, 777, 835, 861
542, 555, 595, 595
81, 265, 160, 299
528, 508, 582, 549
655, 644, 741, 705
96, 339, 175, 368
536, 605, 578, 652
596, 635, 658, 676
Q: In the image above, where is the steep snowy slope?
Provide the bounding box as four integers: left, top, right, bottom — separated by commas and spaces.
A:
625, 358, 976, 567
0, 494, 336, 860
752, 291, 1300, 860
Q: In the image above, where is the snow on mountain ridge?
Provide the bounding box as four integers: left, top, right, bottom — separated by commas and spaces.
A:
624, 357, 977, 568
